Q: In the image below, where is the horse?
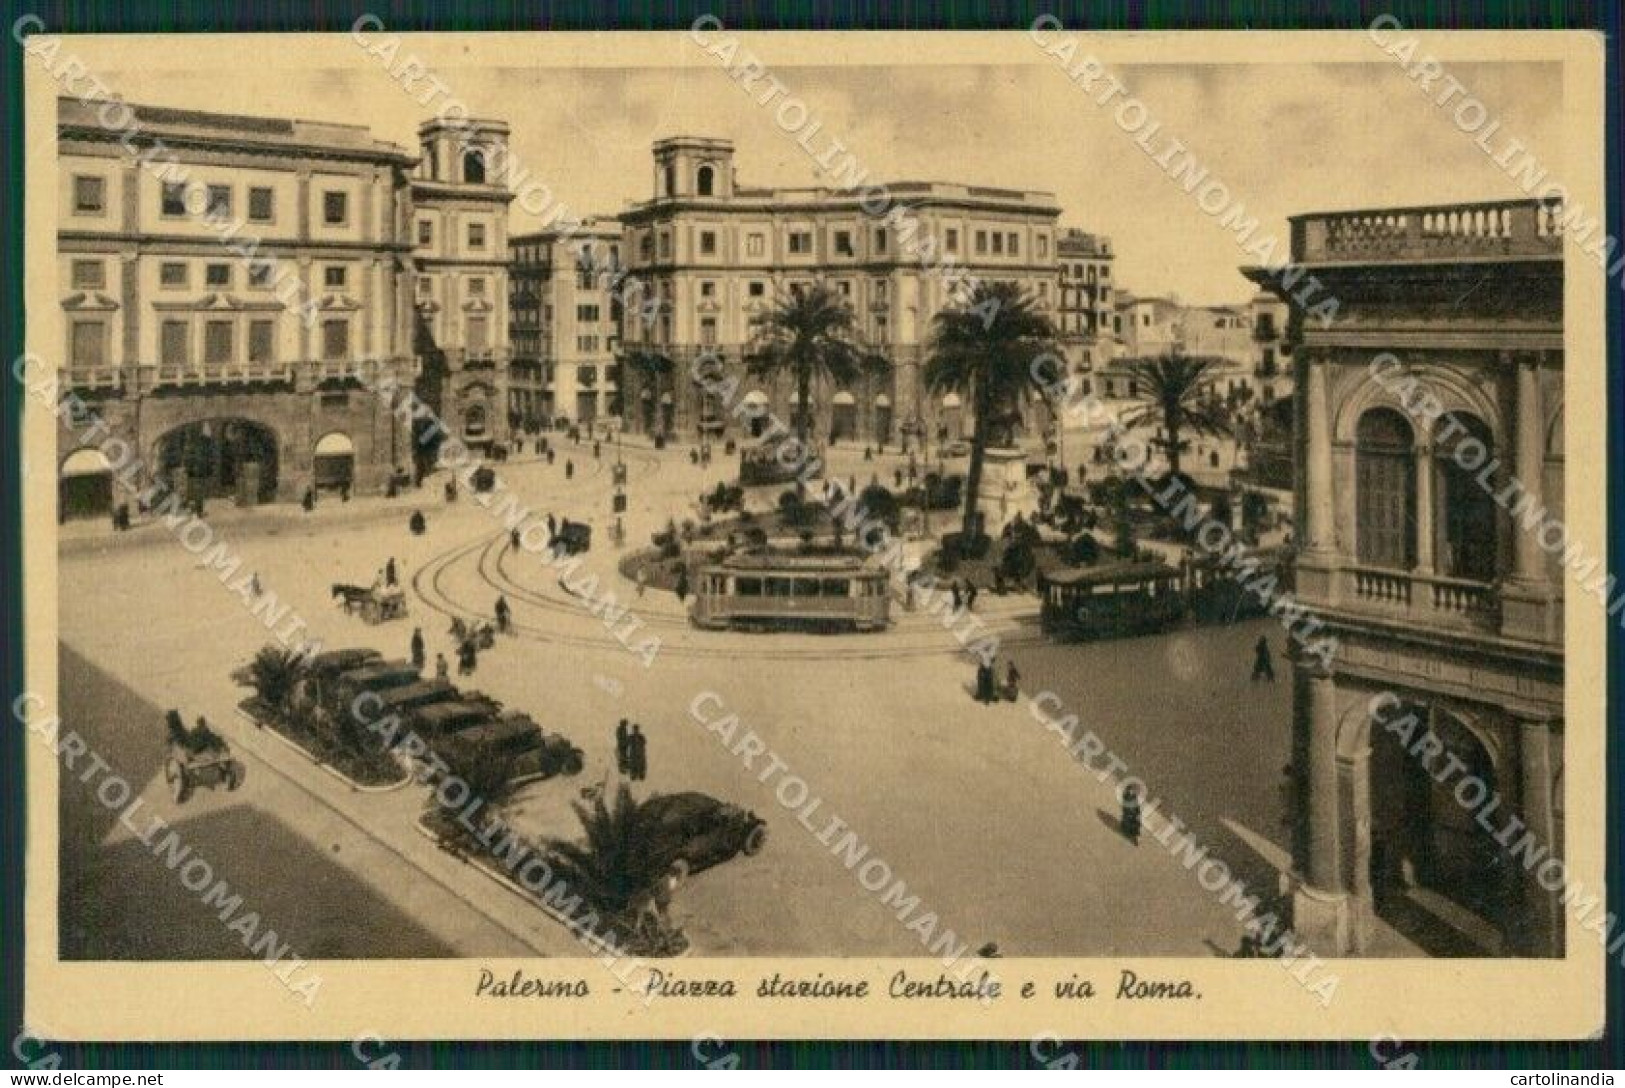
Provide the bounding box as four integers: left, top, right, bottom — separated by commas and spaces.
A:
331, 583, 369, 605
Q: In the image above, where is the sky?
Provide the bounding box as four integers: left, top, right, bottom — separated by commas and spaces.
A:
103, 57, 1563, 306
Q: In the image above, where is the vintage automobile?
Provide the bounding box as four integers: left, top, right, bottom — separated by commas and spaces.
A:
365, 678, 460, 719
556, 520, 592, 556
163, 711, 245, 804
405, 699, 505, 744
637, 791, 767, 882
437, 712, 584, 784
328, 659, 422, 714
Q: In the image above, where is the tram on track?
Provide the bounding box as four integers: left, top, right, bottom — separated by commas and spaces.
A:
690, 550, 890, 632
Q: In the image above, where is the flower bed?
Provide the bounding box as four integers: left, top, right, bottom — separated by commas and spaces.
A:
238, 696, 407, 789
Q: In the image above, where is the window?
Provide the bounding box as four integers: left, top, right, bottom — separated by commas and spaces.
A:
834, 231, 854, 256
418, 220, 433, 245
575, 335, 599, 353
205, 263, 230, 288
788, 231, 812, 255
463, 148, 486, 184
467, 316, 489, 351
663, 164, 676, 198
699, 282, 715, 299
73, 175, 105, 215
205, 185, 231, 218
160, 262, 188, 288
746, 233, 765, 257
1434, 413, 1498, 581
248, 187, 274, 222
467, 222, 486, 249
70, 320, 106, 368
658, 232, 671, 260
699, 317, 717, 346
700, 230, 717, 256
248, 320, 275, 363
1037, 235, 1049, 258
160, 321, 189, 366
992, 232, 1004, 255
204, 321, 234, 365
697, 164, 715, 196
748, 281, 765, 297
874, 228, 888, 253
975, 230, 988, 255
324, 266, 347, 289
321, 319, 349, 360
70, 260, 104, 290
837, 280, 851, 296
576, 303, 600, 321
469, 277, 486, 297
872, 278, 888, 301
417, 276, 433, 297
945, 228, 959, 253
1355, 408, 1417, 570
322, 191, 348, 225
640, 234, 655, 261
248, 262, 273, 288
161, 182, 187, 216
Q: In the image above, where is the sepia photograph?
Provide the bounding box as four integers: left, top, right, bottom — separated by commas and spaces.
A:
9, 17, 1613, 1055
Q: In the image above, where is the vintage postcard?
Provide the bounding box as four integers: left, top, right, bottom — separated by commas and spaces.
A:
18, 25, 1609, 1043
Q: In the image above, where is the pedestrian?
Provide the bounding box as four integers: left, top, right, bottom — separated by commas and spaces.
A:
636, 568, 648, 598
547, 449, 556, 465
410, 627, 425, 671
435, 652, 449, 681
340, 481, 351, 503
974, 661, 991, 704
674, 567, 690, 604
1004, 659, 1020, 701
495, 595, 511, 633
615, 718, 630, 776
565, 459, 575, 481
894, 468, 904, 489
1252, 635, 1275, 683
1120, 784, 1142, 845
594, 440, 602, 460
629, 724, 647, 781
409, 509, 426, 535
509, 527, 521, 553
966, 582, 979, 611
385, 557, 398, 587
248, 572, 262, 598
546, 512, 557, 539
950, 581, 962, 612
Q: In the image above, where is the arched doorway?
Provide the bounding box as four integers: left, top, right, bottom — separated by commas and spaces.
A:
660, 392, 675, 435
742, 391, 770, 438
873, 394, 893, 445
940, 393, 964, 440
831, 391, 857, 443
59, 447, 113, 521
1356, 408, 1417, 569
156, 419, 278, 505
313, 431, 355, 493
1369, 701, 1507, 952
1433, 412, 1497, 581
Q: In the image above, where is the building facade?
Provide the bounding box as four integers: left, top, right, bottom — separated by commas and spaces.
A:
410, 118, 515, 458
1056, 228, 1116, 372
616, 137, 1061, 447
1248, 199, 1565, 957
509, 220, 625, 428
56, 98, 420, 515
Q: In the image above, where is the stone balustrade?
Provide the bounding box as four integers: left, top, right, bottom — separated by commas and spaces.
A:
1295, 199, 1564, 263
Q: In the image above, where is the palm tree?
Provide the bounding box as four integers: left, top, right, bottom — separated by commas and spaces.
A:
545, 783, 681, 952
243, 644, 303, 711
1116, 351, 1234, 482
923, 281, 1061, 540
746, 282, 878, 448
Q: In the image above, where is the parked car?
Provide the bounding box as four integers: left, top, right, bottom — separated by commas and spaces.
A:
405, 700, 503, 744
438, 713, 584, 784
328, 660, 422, 715
637, 791, 766, 881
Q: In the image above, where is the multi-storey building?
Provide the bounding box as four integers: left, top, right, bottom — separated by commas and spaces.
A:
1247, 199, 1565, 957
1056, 228, 1116, 372
509, 220, 624, 428
55, 97, 419, 515
616, 137, 1061, 447
410, 118, 514, 457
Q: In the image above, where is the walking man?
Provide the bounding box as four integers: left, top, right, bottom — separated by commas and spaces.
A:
410, 627, 425, 671
1120, 784, 1143, 845
565, 459, 575, 481
494, 595, 511, 634
385, 557, 398, 587
966, 582, 979, 611
1252, 635, 1275, 683
615, 719, 630, 776
434, 652, 449, 681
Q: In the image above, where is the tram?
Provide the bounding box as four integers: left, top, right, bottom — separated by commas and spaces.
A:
690, 551, 890, 632
1038, 560, 1187, 641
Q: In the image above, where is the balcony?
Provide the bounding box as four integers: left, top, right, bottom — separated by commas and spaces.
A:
1335, 565, 1499, 633
1295, 199, 1564, 264
65, 363, 123, 391
149, 359, 295, 388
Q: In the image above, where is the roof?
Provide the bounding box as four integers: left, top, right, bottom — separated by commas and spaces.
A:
714, 548, 871, 573
1041, 560, 1180, 586
59, 98, 415, 163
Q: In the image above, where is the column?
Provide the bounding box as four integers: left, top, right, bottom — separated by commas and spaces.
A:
1501, 352, 1556, 641
1414, 436, 1435, 575
1517, 715, 1563, 956
1291, 655, 1355, 953
1302, 351, 1336, 556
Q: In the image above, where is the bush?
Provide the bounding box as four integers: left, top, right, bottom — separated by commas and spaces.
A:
1067, 534, 1101, 566
857, 484, 901, 530
999, 540, 1036, 582
941, 530, 991, 561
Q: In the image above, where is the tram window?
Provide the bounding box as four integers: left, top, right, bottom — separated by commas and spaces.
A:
766, 578, 792, 597
821, 578, 849, 597
794, 578, 820, 597
735, 577, 763, 596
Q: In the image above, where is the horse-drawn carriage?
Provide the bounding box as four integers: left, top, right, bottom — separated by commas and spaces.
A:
448, 616, 497, 649
555, 520, 591, 556
332, 582, 409, 624
164, 710, 245, 803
